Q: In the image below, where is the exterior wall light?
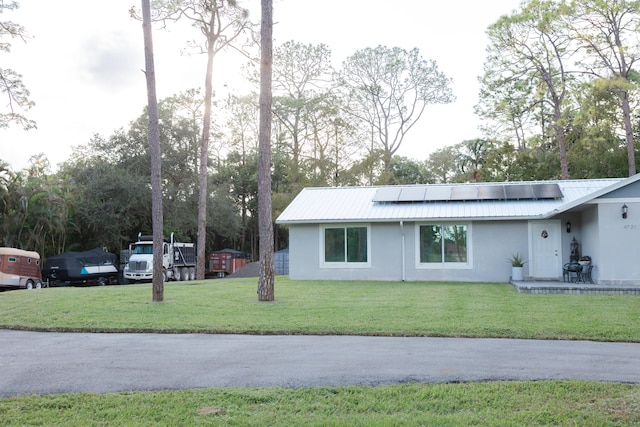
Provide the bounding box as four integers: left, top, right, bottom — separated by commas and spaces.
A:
566, 221, 571, 233
622, 204, 629, 219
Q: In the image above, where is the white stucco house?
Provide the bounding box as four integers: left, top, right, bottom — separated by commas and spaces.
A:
276, 175, 640, 284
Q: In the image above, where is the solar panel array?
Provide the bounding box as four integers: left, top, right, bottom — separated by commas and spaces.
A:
372, 183, 563, 203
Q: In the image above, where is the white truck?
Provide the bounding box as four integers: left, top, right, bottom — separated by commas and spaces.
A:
123, 233, 196, 283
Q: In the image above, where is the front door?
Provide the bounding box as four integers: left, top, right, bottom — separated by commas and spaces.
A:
529, 220, 562, 279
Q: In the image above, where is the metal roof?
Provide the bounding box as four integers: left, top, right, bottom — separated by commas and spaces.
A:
276, 179, 625, 224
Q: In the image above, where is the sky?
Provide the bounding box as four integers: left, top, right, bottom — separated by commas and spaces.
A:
1, 0, 522, 171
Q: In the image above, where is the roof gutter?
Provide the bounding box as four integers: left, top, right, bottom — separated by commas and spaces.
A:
276, 215, 547, 225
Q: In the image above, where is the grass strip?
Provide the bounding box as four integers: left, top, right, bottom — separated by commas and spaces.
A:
1, 381, 638, 426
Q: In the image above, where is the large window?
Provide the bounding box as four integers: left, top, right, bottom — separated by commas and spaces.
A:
321, 225, 370, 268
417, 223, 471, 268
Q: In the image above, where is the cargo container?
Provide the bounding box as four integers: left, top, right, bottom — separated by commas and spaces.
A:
208, 249, 250, 277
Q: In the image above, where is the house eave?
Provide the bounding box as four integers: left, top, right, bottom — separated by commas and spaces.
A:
277, 215, 545, 225
543, 174, 640, 218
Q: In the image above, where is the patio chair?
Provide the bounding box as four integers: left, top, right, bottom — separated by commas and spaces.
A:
563, 263, 580, 282
576, 263, 593, 284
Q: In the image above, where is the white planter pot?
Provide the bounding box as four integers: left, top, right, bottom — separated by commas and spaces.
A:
511, 266, 524, 281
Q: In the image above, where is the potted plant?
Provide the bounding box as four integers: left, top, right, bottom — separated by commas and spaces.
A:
508, 253, 526, 281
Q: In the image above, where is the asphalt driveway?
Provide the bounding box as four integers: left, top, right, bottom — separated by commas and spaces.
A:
1, 330, 639, 397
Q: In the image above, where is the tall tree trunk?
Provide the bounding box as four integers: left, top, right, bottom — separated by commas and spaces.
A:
257, 0, 274, 302
621, 91, 636, 176
553, 103, 569, 180
383, 150, 392, 184
141, 0, 164, 302
196, 24, 216, 280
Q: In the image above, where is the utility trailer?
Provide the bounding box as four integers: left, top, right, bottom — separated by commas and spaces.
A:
42, 247, 119, 287
0, 247, 43, 290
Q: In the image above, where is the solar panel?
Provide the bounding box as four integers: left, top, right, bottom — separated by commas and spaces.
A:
424, 186, 453, 201
372, 187, 402, 202
373, 183, 564, 204
477, 185, 506, 200
398, 187, 427, 202
532, 183, 562, 199
504, 184, 534, 200
450, 186, 478, 200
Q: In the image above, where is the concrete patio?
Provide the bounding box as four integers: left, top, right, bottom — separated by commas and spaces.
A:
511, 279, 640, 294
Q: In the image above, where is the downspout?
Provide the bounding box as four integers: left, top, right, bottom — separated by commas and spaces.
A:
400, 221, 406, 281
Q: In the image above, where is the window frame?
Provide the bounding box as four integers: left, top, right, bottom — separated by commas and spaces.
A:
415, 222, 472, 270
319, 223, 371, 269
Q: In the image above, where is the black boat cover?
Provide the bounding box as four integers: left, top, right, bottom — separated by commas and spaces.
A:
42, 248, 119, 285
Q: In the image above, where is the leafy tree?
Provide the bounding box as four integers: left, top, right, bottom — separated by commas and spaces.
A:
389, 156, 433, 185
83, 93, 208, 243
207, 175, 244, 249
481, 139, 562, 181
567, 134, 628, 178
151, 0, 255, 279
225, 93, 258, 154
223, 93, 258, 251
152, 91, 207, 240
455, 139, 497, 182
303, 93, 363, 187
270, 149, 295, 252
569, 0, 640, 176
518, 143, 562, 180
62, 90, 229, 257
221, 93, 295, 255
481, 141, 524, 181
338, 45, 454, 183
0, 1, 34, 130
63, 160, 151, 252
343, 148, 386, 186
214, 150, 257, 251
426, 146, 459, 184
0, 159, 17, 240
0, 155, 75, 258
566, 81, 629, 178
271, 41, 335, 185
483, 0, 575, 179
476, 69, 535, 151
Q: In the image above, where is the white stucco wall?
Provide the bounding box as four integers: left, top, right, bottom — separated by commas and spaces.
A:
561, 212, 582, 263
596, 201, 640, 284
288, 223, 403, 281
579, 205, 600, 281
288, 220, 531, 283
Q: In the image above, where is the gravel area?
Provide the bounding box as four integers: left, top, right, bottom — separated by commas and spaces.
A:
212, 261, 284, 279
226, 262, 260, 278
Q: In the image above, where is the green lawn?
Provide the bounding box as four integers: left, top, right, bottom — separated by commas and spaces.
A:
2, 382, 639, 426
1, 277, 638, 341
1, 277, 639, 425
